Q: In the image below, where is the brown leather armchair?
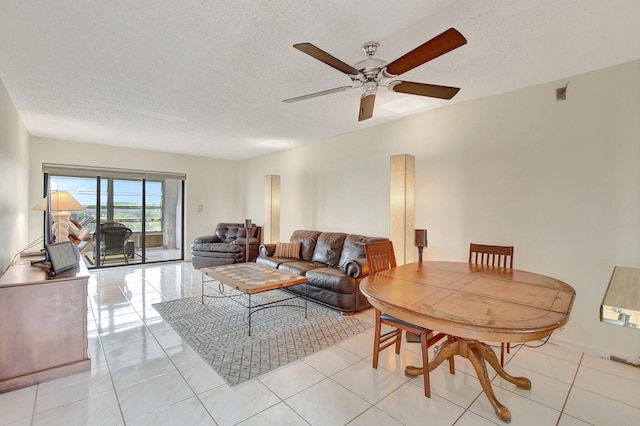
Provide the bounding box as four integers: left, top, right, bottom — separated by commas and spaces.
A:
191, 223, 262, 269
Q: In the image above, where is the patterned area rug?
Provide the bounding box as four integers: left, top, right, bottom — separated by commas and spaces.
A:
152, 291, 372, 386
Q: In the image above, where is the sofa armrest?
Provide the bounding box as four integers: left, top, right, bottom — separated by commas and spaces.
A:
259, 243, 276, 257
344, 258, 369, 278
193, 235, 222, 244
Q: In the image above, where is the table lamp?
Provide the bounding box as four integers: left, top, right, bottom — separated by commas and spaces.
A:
415, 229, 427, 263
33, 191, 85, 243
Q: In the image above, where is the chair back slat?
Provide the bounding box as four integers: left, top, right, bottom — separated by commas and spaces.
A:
365, 241, 397, 274
469, 243, 514, 268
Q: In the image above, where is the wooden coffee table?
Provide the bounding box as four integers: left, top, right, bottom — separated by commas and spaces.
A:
200, 263, 308, 335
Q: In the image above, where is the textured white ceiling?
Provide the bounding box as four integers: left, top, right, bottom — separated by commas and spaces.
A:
1, 1, 639, 160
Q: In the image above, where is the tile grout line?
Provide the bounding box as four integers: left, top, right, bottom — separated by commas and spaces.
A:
134, 267, 219, 425
29, 379, 38, 426
90, 279, 128, 425
555, 351, 584, 425
97, 268, 195, 424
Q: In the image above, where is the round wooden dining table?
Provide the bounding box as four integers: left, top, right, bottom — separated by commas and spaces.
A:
360, 261, 575, 423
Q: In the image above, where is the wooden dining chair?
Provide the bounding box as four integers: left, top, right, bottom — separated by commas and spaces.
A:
365, 240, 450, 397
469, 243, 513, 268
469, 243, 514, 366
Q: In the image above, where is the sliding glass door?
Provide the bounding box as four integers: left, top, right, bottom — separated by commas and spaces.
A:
42, 165, 185, 269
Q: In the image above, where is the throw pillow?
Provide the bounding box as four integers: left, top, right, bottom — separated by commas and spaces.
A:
274, 241, 301, 259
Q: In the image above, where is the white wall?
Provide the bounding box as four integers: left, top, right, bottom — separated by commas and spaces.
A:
17, 60, 640, 360
28, 138, 242, 258
241, 60, 640, 360
0, 78, 30, 272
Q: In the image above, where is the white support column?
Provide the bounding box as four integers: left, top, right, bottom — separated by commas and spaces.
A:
389, 154, 415, 265
264, 175, 280, 244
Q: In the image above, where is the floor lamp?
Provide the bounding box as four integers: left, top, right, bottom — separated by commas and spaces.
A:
264, 175, 280, 244
390, 154, 415, 264
33, 191, 85, 243
244, 219, 252, 262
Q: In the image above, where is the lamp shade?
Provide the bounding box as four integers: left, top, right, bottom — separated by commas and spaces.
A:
32, 191, 84, 212
415, 229, 427, 247
31, 196, 48, 211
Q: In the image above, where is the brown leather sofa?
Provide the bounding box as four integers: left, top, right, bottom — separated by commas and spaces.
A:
191, 223, 262, 269
256, 230, 386, 313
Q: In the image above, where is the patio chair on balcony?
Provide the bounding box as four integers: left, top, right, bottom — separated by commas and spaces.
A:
100, 224, 133, 265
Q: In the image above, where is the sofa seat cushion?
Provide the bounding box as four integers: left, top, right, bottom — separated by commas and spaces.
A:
256, 256, 294, 269
278, 260, 325, 276
191, 241, 243, 253
306, 268, 356, 294
192, 250, 241, 260
285, 284, 359, 312
192, 256, 237, 268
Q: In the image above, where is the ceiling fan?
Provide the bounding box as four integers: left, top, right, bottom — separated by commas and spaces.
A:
283, 28, 467, 121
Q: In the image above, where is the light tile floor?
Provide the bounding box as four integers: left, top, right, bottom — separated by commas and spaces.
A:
1, 262, 639, 426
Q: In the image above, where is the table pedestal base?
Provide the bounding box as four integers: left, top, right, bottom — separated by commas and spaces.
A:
405, 337, 531, 423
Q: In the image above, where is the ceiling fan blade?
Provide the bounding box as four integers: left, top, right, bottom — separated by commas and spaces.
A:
282, 86, 353, 103
385, 28, 467, 76
294, 43, 360, 76
391, 81, 460, 100
358, 94, 376, 121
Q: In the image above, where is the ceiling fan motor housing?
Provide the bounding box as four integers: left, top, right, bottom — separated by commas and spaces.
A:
361, 42, 379, 57
363, 81, 377, 97
356, 42, 387, 84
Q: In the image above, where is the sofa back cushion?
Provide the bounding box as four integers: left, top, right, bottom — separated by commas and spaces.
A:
312, 232, 347, 267
338, 234, 388, 269
290, 230, 322, 261
214, 223, 259, 242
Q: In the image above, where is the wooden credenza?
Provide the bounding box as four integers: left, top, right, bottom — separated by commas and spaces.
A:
0, 257, 91, 393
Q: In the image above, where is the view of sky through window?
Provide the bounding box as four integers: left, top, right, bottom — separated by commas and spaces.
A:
50, 176, 163, 232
